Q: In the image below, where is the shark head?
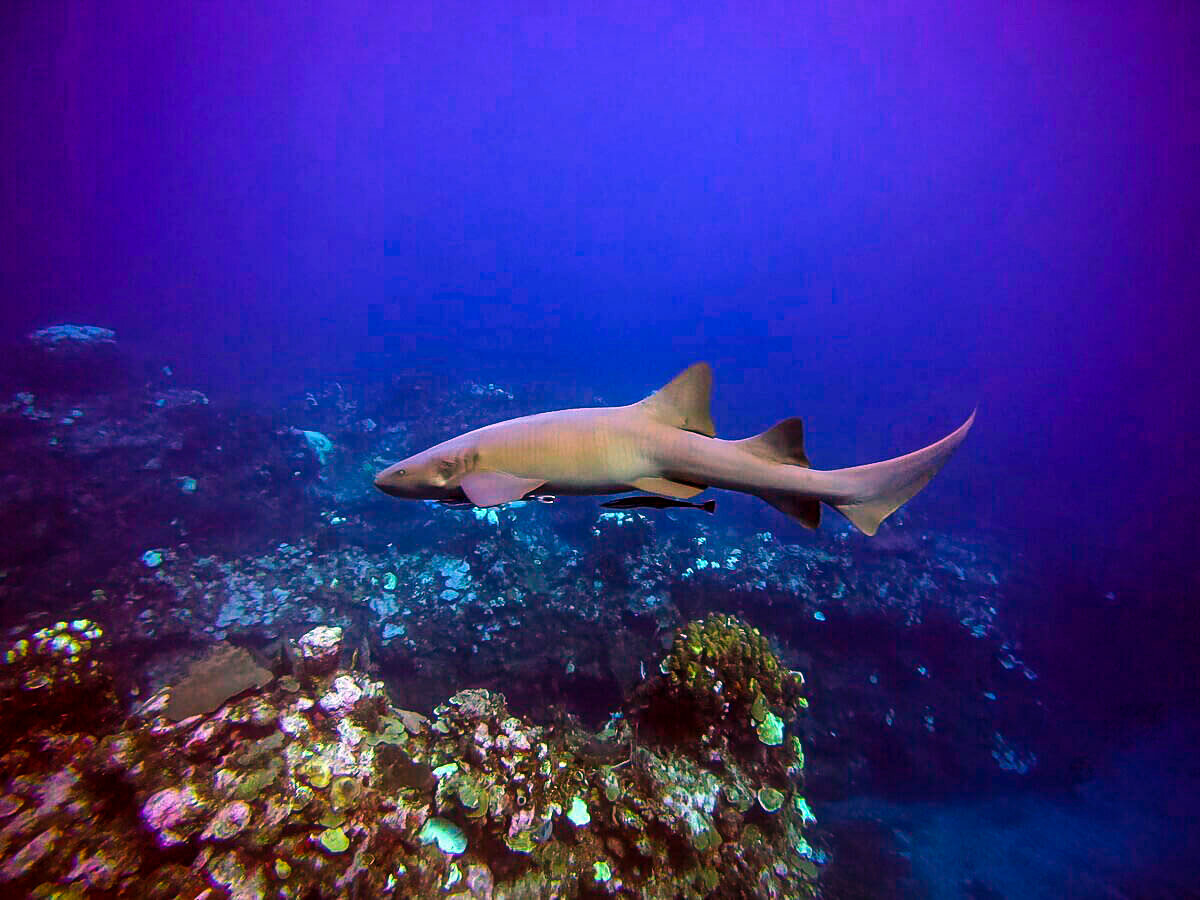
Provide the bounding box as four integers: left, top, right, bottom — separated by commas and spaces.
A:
373, 444, 474, 500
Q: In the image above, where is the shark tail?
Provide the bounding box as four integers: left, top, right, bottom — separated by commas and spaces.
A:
829, 410, 976, 535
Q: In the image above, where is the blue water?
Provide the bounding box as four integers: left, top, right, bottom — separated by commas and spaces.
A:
822, 715, 1200, 898
2, 2, 1197, 897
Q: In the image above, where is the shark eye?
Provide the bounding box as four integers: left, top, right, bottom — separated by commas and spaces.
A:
396, 469, 407, 476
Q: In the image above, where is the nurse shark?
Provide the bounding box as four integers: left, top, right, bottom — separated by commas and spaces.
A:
374, 363, 973, 535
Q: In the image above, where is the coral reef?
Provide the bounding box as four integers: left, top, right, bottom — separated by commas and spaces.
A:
0, 618, 118, 751
634, 613, 806, 752
0, 621, 821, 898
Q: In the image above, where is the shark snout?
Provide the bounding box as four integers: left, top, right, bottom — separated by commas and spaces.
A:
374, 461, 412, 498
373, 471, 405, 497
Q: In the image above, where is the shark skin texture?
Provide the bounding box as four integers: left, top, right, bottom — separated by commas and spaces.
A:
374, 363, 974, 535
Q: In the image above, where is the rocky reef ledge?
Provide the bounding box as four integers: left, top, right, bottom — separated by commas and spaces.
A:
0, 617, 821, 898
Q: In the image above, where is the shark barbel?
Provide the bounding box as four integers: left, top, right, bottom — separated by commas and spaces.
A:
374, 363, 974, 535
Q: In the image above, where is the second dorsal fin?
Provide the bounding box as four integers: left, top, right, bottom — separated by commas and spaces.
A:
734, 418, 811, 467
635, 362, 716, 437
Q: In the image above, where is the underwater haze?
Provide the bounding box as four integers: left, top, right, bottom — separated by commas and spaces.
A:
1, 2, 1197, 897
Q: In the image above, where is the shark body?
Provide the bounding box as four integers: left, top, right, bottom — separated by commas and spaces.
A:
374, 363, 974, 535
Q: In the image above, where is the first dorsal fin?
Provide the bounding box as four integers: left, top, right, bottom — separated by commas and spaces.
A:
734, 417, 811, 467
636, 362, 716, 437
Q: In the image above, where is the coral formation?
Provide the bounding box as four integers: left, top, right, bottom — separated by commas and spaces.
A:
634, 613, 807, 754
27, 324, 117, 352
0, 618, 117, 747
0, 619, 821, 898
301, 429, 334, 465
297, 625, 344, 676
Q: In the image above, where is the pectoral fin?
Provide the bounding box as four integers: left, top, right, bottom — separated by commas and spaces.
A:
460, 472, 546, 507
631, 476, 706, 499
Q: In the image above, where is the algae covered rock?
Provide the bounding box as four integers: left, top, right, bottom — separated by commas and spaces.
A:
164, 642, 273, 722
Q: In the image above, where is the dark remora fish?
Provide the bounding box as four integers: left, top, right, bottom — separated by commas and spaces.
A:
601, 495, 716, 514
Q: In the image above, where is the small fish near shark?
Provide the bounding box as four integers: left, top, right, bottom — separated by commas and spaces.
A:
601, 496, 716, 514
376, 363, 974, 535
434, 494, 557, 510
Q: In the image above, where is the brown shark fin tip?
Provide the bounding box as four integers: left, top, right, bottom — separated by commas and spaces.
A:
637, 362, 716, 437
759, 492, 822, 529
736, 417, 811, 467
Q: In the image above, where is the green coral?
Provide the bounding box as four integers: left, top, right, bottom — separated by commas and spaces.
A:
365, 715, 408, 747
789, 735, 806, 770
318, 827, 349, 853
329, 776, 361, 811
601, 770, 621, 802
419, 817, 468, 855
757, 787, 784, 812
653, 613, 805, 745
234, 760, 282, 800
454, 774, 486, 816
504, 829, 536, 854
566, 796, 590, 826
297, 757, 331, 789
749, 692, 769, 723
318, 809, 346, 828
721, 781, 753, 813
755, 710, 784, 746
793, 794, 817, 826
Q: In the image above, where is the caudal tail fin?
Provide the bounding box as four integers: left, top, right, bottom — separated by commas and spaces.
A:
831, 410, 976, 535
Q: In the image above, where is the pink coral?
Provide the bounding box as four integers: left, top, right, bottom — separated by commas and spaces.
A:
141, 786, 208, 846
318, 675, 363, 718
298, 625, 343, 676
201, 800, 252, 841
507, 807, 535, 837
